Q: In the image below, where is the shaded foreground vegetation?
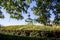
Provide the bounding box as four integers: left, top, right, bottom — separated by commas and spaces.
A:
0, 33, 60, 40
0, 30, 60, 38
0, 25, 60, 40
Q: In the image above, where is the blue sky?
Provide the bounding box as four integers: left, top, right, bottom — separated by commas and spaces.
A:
0, 1, 55, 26
0, 1, 37, 26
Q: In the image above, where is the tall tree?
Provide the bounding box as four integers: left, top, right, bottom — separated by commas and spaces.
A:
32, 0, 53, 25
0, 0, 31, 19
32, 0, 60, 25
53, 0, 60, 25
0, 0, 60, 25
0, 9, 4, 18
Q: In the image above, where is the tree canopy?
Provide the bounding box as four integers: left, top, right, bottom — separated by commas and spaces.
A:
0, 0, 60, 25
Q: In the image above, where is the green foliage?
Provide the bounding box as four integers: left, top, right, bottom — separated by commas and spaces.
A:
0, 0, 29, 19
32, 0, 60, 25
0, 10, 4, 18
32, 0, 52, 25
26, 0, 32, 5
0, 0, 60, 25
0, 34, 60, 40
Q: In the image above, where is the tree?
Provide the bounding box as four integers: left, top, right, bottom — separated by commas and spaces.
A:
32, 0, 60, 25
0, 0, 31, 19
54, 14, 60, 25
0, 7, 4, 18
0, 0, 60, 25
32, 0, 53, 25
53, 4, 60, 25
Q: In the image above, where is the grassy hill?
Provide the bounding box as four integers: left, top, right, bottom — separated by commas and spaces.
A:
0, 25, 60, 38
0, 25, 60, 31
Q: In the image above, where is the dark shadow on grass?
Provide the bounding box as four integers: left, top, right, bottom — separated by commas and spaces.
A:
0, 33, 60, 40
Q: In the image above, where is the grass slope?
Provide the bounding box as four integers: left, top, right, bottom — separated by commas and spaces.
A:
0, 25, 60, 31
0, 25, 60, 38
